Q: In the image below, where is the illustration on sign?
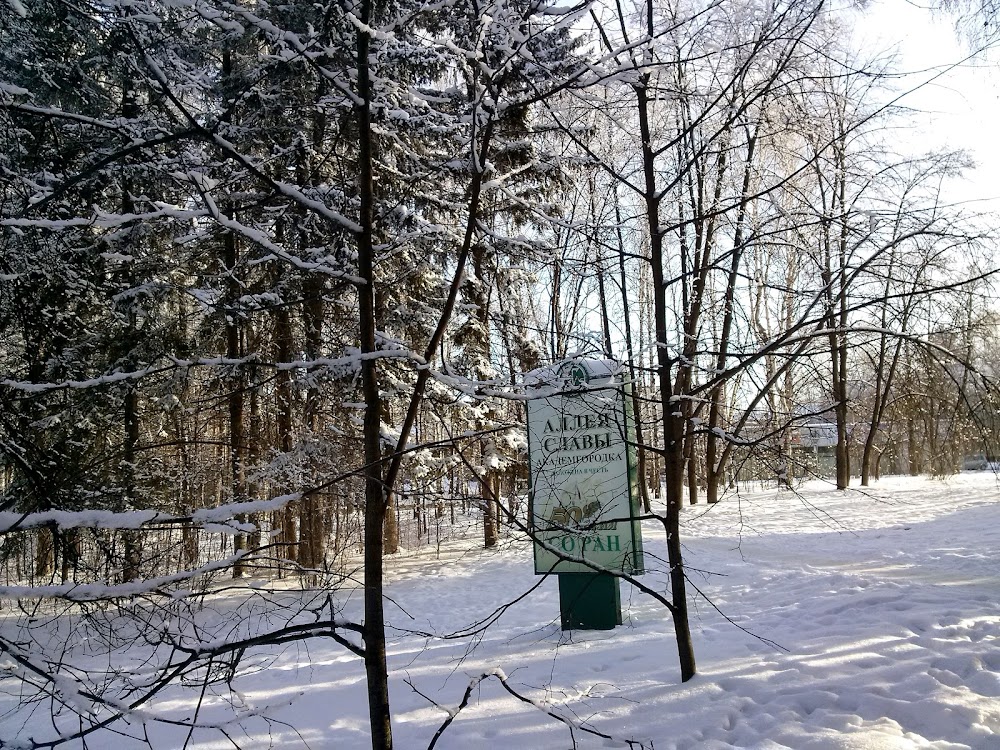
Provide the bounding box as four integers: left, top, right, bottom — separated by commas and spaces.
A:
525, 359, 644, 575
547, 483, 615, 531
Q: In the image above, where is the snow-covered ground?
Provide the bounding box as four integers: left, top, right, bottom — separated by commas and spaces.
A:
2, 474, 999, 749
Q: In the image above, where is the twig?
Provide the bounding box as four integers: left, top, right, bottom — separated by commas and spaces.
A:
407, 670, 652, 750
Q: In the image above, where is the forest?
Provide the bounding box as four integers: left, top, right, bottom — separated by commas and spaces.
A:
0, 0, 998, 747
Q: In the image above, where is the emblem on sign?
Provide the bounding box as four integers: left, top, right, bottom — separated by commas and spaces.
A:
558, 361, 590, 389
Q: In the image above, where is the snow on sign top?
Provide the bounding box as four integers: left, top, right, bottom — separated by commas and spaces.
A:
525, 359, 644, 576
523, 357, 622, 392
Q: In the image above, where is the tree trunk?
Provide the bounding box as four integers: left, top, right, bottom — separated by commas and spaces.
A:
226, 226, 247, 576
482, 472, 497, 548
220, 45, 248, 578
831, 143, 851, 490
637, 76, 696, 683
119, 87, 141, 582
121, 387, 141, 582
274, 306, 298, 565
35, 527, 53, 579
685, 431, 699, 505
907, 413, 920, 475
705, 131, 756, 503
300, 275, 327, 572
384, 492, 399, 555
615, 200, 652, 513
356, 11, 393, 748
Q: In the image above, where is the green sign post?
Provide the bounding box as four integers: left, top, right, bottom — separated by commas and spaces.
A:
526, 359, 644, 630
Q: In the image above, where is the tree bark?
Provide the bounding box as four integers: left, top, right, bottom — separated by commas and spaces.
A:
225, 227, 247, 576
274, 306, 298, 565
636, 75, 697, 682
706, 131, 756, 503
356, 8, 392, 748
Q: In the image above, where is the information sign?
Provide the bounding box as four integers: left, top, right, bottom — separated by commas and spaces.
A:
526, 360, 644, 575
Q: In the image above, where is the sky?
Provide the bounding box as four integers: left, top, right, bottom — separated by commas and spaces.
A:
858, 0, 1000, 210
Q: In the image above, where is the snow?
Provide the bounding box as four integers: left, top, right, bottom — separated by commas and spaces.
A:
3, 0, 25, 18
1, 473, 998, 748
0, 553, 248, 600
0, 494, 299, 533
0, 82, 28, 95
